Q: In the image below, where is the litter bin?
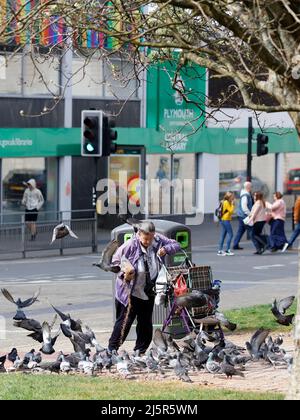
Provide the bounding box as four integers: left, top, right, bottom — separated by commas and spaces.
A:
111, 219, 191, 265
110, 219, 192, 340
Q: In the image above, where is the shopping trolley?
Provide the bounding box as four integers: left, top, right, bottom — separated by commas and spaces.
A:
156, 258, 224, 340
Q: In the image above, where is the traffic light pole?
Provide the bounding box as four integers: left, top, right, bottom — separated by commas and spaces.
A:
247, 117, 253, 182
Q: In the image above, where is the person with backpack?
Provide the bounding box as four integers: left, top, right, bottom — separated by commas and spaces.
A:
217, 191, 235, 256
233, 182, 254, 250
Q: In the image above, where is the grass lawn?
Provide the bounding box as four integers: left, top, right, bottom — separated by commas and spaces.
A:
0, 375, 283, 400
224, 302, 297, 332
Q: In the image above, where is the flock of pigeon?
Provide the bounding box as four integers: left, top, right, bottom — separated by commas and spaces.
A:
0, 286, 296, 382
0, 219, 296, 381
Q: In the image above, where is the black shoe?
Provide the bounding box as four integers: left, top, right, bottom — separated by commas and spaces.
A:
233, 246, 244, 250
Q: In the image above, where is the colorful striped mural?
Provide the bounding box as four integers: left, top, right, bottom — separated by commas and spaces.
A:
0, 0, 127, 49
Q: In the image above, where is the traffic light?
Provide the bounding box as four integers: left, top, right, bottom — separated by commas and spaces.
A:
102, 115, 118, 156
81, 110, 103, 157
257, 133, 269, 157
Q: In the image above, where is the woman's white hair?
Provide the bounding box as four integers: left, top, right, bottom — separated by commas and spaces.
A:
138, 221, 156, 234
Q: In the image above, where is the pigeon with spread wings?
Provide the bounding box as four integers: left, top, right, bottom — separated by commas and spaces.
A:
14, 314, 57, 344
271, 296, 295, 326
50, 304, 82, 332
51, 223, 78, 244
40, 321, 60, 355
1, 288, 40, 320
93, 239, 120, 273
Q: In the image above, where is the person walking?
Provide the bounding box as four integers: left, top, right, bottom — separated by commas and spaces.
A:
233, 182, 254, 250
269, 192, 287, 252
248, 192, 269, 255
218, 191, 235, 256
108, 221, 180, 354
282, 196, 300, 252
22, 179, 44, 241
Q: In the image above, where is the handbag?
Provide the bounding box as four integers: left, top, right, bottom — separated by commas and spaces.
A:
243, 216, 254, 227
174, 274, 188, 297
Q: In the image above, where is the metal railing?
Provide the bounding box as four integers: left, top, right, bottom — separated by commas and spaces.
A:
0, 210, 98, 258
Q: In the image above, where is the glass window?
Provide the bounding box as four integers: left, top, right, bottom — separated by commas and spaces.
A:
173, 154, 196, 214
219, 154, 275, 203
72, 56, 104, 97
147, 154, 196, 215
0, 54, 22, 95
283, 153, 300, 211
23, 53, 60, 96
1, 157, 58, 223
104, 59, 139, 99
108, 154, 141, 213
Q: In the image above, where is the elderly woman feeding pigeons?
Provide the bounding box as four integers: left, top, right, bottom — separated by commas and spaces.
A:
108, 220, 181, 355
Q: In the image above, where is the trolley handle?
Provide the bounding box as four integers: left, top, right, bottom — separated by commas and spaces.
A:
157, 249, 193, 275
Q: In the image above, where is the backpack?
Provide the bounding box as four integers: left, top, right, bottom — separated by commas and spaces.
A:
215, 201, 224, 220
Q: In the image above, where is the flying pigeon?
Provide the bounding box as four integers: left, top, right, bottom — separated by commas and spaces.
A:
14, 314, 57, 343
50, 304, 82, 332
14, 318, 43, 341
40, 321, 60, 355
1, 288, 40, 320
246, 328, 270, 360
271, 296, 295, 326
51, 223, 78, 244
93, 239, 120, 273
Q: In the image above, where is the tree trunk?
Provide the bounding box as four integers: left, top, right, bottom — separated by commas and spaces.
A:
286, 247, 300, 400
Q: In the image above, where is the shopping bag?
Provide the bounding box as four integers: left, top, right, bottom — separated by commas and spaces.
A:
155, 265, 171, 306
174, 274, 188, 297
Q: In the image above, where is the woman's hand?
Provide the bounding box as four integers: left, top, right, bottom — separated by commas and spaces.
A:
157, 247, 167, 257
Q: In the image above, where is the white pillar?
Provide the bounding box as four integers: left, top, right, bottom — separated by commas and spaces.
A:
59, 157, 72, 218
197, 153, 220, 214
276, 153, 285, 193
59, 30, 73, 217
139, 66, 147, 129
